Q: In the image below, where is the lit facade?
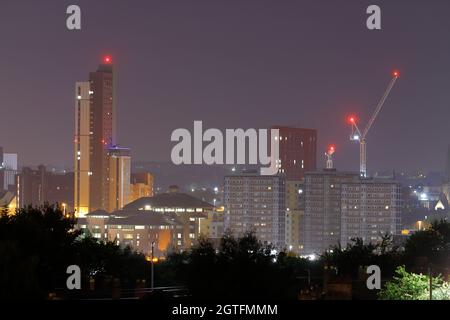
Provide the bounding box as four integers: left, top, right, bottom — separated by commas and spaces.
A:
74, 58, 131, 215
74, 81, 91, 216
0, 190, 16, 215
285, 180, 304, 254
123, 188, 214, 250
130, 172, 154, 202
3, 153, 17, 191
224, 173, 286, 248
107, 147, 131, 212
78, 210, 176, 258
0, 147, 3, 191
199, 210, 225, 240
0, 147, 18, 192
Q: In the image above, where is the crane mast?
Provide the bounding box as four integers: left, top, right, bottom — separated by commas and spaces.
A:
349, 71, 399, 177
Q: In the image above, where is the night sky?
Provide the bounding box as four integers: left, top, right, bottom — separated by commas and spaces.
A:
1, 0, 449, 173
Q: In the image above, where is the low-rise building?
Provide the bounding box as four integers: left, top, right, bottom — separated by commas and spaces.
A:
130, 172, 154, 202
77, 186, 215, 255
0, 190, 16, 215
78, 209, 176, 258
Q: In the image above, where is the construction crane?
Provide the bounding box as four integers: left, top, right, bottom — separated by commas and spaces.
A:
349, 70, 400, 177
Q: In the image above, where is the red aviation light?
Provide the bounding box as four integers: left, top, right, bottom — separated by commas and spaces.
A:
103, 56, 112, 64
328, 145, 336, 153
393, 70, 400, 78
348, 115, 356, 124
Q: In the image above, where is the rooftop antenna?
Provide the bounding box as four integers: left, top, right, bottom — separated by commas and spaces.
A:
325, 145, 336, 169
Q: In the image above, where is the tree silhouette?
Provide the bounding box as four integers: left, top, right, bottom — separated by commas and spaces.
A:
0, 204, 78, 298
0, 205, 148, 299
165, 231, 299, 299
404, 219, 449, 270
321, 235, 401, 279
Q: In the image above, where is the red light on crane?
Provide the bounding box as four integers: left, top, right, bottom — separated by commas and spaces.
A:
103, 56, 112, 64
393, 70, 400, 78
348, 115, 356, 124
328, 145, 336, 153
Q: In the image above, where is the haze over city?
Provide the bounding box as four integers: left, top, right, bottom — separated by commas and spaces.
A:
1, 0, 449, 173
1, 0, 450, 307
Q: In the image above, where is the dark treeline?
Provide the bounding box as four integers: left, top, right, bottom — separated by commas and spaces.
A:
0, 205, 448, 299
156, 232, 316, 299
0, 205, 148, 299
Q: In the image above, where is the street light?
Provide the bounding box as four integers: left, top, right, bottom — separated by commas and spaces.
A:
151, 241, 156, 290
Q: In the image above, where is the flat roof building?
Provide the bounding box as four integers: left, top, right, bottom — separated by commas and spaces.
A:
302, 169, 402, 256
224, 173, 286, 249
272, 126, 317, 180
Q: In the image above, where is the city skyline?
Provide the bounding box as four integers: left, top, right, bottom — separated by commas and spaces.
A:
0, 1, 449, 303
1, 1, 450, 173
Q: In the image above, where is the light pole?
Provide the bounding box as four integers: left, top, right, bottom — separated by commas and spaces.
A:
151, 241, 155, 290
428, 266, 433, 300
307, 269, 311, 288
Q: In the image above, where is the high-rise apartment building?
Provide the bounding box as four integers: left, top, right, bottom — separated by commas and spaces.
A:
302, 169, 402, 256
224, 172, 286, 248
303, 169, 359, 255
285, 180, 304, 254
3, 153, 17, 191
0, 147, 3, 191
0, 147, 17, 192
89, 60, 115, 212
15, 165, 73, 209
272, 126, 317, 180
107, 146, 131, 212
74, 82, 91, 216
340, 180, 402, 244
74, 57, 130, 216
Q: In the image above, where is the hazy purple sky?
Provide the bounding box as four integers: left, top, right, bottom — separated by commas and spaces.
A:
1, 0, 449, 173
